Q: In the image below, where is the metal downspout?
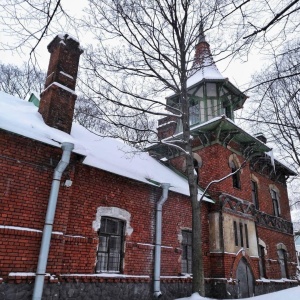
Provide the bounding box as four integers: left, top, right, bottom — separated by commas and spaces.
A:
32, 142, 74, 300
153, 183, 170, 299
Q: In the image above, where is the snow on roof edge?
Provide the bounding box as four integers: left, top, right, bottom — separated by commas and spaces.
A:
0, 91, 213, 201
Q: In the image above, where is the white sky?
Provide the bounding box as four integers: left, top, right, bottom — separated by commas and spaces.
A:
0, 0, 263, 90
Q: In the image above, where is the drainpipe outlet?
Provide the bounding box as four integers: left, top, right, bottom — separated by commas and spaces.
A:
153, 291, 163, 299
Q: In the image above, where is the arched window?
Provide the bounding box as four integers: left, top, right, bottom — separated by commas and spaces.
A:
93, 207, 133, 273
229, 154, 241, 189
193, 153, 202, 183
232, 161, 241, 189
182, 153, 202, 183
271, 190, 280, 216
269, 185, 281, 217
277, 243, 288, 278
258, 239, 267, 278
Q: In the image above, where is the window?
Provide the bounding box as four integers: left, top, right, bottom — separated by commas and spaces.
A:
278, 249, 288, 278
232, 161, 241, 189
271, 189, 280, 217
258, 245, 266, 278
251, 180, 259, 209
239, 223, 244, 247
96, 217, 124, 273
189, 98, 199, 125
233, 221, 249, 248
181, 230, 192, 274
229, 154, 241, 189
233, 221, 238, 246
193, 154, 202, 182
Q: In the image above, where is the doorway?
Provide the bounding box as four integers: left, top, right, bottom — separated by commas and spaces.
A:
236, 258, 254, 298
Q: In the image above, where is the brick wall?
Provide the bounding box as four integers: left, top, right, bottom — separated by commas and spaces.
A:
0, 129, 204, 280
0, 126, 297, 298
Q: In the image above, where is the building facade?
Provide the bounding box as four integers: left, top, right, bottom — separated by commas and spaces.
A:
0, 33, 298, 300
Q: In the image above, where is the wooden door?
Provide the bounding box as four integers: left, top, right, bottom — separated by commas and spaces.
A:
236, 258, 254, 298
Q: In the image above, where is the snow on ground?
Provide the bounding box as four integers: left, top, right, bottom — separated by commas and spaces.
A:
176, 286, 300, 300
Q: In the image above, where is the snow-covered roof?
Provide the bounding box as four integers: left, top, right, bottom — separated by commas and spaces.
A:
187, 56, 225, 88
0, 91, 212, 201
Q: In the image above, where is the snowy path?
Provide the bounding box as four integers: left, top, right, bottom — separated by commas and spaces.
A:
176, 286, 300, 300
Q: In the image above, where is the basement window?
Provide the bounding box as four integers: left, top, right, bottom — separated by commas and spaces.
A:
96, 217, 124, 273
181, 230, 192, 274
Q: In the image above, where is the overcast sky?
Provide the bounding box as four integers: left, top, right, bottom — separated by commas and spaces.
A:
0, 0, 265, 91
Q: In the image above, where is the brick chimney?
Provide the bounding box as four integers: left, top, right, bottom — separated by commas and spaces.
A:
38, 33, 83, 134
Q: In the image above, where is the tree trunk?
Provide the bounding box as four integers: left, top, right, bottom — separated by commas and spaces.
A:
180, 60, 205, 295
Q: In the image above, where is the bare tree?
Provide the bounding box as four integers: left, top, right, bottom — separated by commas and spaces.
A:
0, 62, 45, 99
0, 0, 78, 67
240, 41, 300, 168
78, 0, 258, 295
2, 0, 300, 296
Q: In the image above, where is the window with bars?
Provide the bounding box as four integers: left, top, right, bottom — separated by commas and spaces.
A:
271, 190, 280, 217
181, 230, 192, 274
96, 217, 124, 273
251, 180, 259, 209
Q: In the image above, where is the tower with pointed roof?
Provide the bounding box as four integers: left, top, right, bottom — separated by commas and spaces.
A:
160, 27, 247, 138
150, 27, 297, 299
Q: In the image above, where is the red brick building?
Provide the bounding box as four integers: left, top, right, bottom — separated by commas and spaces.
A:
0, 33, 298, 299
